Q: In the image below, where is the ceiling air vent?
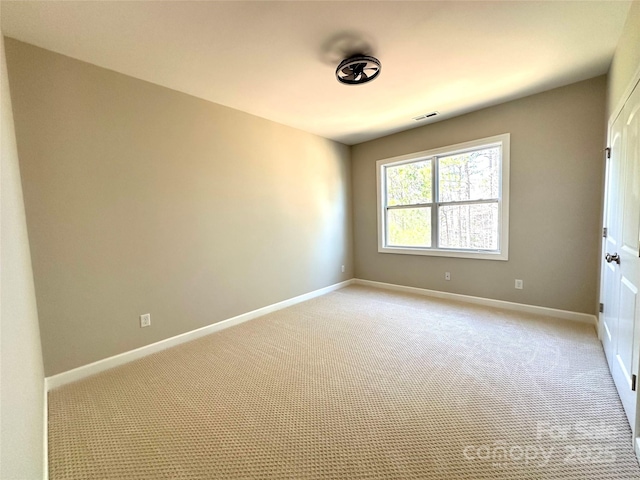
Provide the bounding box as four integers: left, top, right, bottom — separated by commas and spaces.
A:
413, 111, 439, 121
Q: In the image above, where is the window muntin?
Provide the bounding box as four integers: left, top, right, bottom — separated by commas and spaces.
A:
377, 134, 509, 260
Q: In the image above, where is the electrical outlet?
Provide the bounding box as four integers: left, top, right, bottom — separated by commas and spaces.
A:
140, 313, 151, 328
515, 279, 524, 290
341, 265, 345, 273
445, 272, 451, 281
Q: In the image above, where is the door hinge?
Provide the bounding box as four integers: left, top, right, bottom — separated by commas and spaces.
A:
632, 374, 637, 392
603, 227, 607, 238
605, 147, 611, 159
599, 303, 604, 313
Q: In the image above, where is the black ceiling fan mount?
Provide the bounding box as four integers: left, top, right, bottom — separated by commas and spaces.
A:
335, 55, 381, 85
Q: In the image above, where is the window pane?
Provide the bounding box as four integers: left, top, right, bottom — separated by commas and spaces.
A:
386, 160, 432, 206
438, 203, 498, 250
438, 147, 500, 202
387, 207, 431, 247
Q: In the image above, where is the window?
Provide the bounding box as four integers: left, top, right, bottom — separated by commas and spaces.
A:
377, 134, 509, 260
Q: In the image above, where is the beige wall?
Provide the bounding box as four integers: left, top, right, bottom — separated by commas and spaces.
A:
352, 76, 606, 315
0, 35, 45, 478
608, 1, 640, 116
5, 39, 353, 376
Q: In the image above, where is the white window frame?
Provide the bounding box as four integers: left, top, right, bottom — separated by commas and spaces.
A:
376, 133, 510, 261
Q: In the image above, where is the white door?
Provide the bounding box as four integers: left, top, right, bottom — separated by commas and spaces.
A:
601, 81, 640, 430
601, 111, 624, 372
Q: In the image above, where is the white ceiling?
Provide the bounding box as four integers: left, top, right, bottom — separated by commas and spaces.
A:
0, 1, 632, 145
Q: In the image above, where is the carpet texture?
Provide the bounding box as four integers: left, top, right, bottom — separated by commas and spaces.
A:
48, 285, 640, 479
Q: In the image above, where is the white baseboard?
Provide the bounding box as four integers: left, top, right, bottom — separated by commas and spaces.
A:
354, 279, 597, 326
45, 277, 595, 390
46, 279, 355, 390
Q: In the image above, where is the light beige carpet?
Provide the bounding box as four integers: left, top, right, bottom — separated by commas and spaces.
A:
49, 285, 640, 479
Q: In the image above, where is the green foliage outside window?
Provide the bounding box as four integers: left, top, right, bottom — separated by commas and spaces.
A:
384, 147, 500, 250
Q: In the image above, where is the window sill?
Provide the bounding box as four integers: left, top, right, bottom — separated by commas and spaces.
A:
378, 245, 508, 261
